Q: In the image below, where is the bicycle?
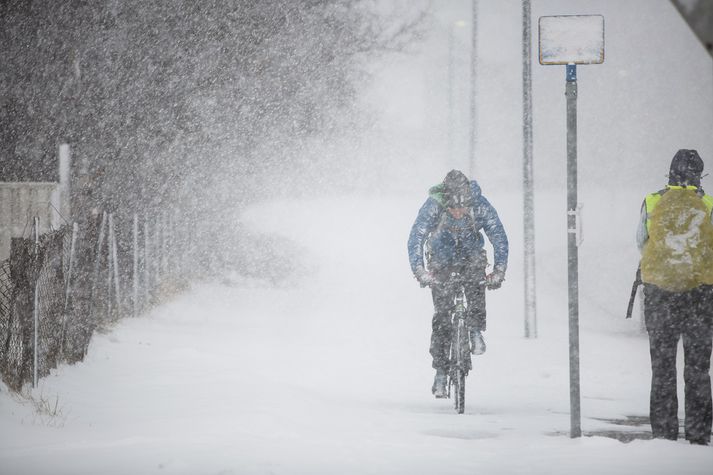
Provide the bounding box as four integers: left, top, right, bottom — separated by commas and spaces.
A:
422, 268, 489, 413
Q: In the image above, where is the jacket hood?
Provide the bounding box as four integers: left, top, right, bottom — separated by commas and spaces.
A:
668, 149, 703, 187
428, 180, 482, 207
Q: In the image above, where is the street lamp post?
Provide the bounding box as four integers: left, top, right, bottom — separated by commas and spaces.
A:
448, 20, 467, 169
469, 0, 478, 176
522, 0, 537, 339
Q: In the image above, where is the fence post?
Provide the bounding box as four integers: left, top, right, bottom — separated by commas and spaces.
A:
59, 222, 78, 358
112, 215, 121, 315
161, 212, 168, 279
89, 212, 107, 324
154, 214, 161, 289
32, 216, 40, 388
167, 211, 174, 277
64, 222, 78, 311
108, 213, 121, 320
133, 213, 139, 317
170, 211, 176, 276
107, 214, 114, 319
143, 214, 150, 305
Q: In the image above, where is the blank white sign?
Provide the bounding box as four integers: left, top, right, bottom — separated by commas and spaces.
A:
539, 15, 605, 65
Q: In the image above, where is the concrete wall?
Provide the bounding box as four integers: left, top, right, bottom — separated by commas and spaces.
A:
0, 144, 71, 261
0, 182, 58, 261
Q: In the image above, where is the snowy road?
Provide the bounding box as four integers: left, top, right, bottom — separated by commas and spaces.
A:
1, 195, 712, 474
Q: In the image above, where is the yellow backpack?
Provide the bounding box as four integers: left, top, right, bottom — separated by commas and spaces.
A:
641, 187, 713, 291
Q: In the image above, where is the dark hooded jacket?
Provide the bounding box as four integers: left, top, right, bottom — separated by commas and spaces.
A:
408, 180, 508, 274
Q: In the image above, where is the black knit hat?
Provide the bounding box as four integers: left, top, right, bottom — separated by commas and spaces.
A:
443, 169, 472, 207
668, 149, 704, 187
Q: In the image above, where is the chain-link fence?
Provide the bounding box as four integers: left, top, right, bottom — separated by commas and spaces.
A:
0, 211, 186, 392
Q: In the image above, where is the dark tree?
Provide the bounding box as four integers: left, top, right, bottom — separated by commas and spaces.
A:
1, 0, 425, 210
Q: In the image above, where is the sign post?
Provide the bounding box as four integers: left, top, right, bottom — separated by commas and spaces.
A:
538, 14, 604, 439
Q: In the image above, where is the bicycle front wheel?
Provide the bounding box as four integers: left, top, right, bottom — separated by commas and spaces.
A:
452, 317, 469, 414
453, 368, 466, 414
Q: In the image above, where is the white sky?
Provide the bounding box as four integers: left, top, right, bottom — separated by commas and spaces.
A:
361, 0, 713, 194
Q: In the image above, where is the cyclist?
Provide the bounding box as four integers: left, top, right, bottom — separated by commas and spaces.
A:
408, 169, 508, 398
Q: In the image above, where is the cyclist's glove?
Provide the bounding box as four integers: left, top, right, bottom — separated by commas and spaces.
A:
485, 269, 505, 290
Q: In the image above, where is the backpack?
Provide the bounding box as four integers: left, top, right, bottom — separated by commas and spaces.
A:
641, 187, 713, 291
424, 197, 485, 271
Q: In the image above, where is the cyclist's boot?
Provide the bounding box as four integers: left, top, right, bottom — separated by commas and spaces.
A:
432, 368, 448, 398
470, 329, 486, 355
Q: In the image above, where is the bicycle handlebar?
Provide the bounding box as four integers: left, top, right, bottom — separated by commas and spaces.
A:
426, 272, 487, 289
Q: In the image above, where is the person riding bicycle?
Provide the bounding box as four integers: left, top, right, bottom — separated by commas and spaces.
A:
408, 169, 508, 398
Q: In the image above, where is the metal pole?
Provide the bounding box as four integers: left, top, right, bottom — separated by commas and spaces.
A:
468, 0, 478, 176
133, 213, 139, 317
448, 23, 455, 167
32, 217, 40, 387
522, 0, 537, 338
566, 63, 581, 438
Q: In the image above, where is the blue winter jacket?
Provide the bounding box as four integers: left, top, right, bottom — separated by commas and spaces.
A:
408, 180, 508, 275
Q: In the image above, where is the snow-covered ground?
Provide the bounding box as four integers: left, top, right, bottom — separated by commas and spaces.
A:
1, 192, 711, 475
